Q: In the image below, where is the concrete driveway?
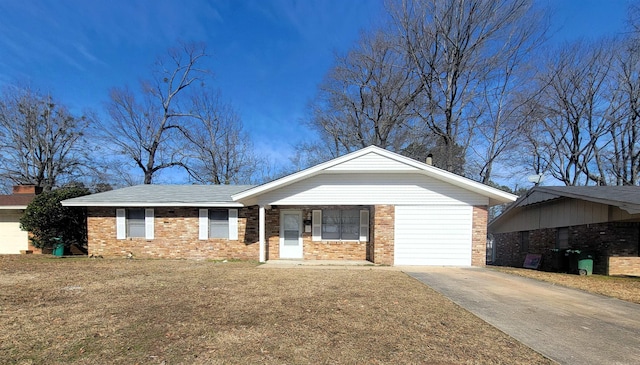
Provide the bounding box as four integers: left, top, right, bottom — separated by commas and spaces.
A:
403, 267, 640, 365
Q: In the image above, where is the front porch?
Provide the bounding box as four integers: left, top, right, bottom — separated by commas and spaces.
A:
256, 205, 394, 265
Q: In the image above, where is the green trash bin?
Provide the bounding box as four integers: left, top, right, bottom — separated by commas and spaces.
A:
577, 253, 594, 276
566, 250, 593, 275
52, 238, 64, 257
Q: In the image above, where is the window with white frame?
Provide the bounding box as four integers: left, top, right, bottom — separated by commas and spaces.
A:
116, 208, 154, 239
313, 208, 368, 241
209, 209, 229, 239
199, 208, 238, 240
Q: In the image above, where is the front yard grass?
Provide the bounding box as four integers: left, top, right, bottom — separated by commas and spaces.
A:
491, 266, 640, 304
0, 256, 553, 364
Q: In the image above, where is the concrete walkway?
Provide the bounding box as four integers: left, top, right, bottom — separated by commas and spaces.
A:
259, 259, 376, 269
404, 267, 640, 365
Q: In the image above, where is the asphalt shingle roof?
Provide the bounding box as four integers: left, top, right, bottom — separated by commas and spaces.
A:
62, 184, 255, 207
513, 185, 640, 215
539, 186, 640, 207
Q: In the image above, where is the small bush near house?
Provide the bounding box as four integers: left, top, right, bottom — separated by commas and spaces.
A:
20, 187, 89, 249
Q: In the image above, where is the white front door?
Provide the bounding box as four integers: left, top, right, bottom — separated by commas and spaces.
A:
280, 210, 303, 259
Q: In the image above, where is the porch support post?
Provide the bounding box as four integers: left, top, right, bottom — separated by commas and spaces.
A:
259, 205, 266, 263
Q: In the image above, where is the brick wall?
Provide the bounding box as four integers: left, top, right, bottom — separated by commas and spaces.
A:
472, 206, 488, 266
493, 222, 640, 275
494, 229, 558, 271
88, 202, 488, 266
87, 207, 259, 260
266, 206, 369, 261
608, 257, 640, 276
371, 205, 394, 265
265, 208, 279, 260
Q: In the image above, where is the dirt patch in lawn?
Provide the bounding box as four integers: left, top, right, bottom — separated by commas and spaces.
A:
491, 266, 640, 305
1, 256, 552, 364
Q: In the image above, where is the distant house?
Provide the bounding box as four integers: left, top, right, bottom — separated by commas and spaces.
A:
0, 185, 42, 254
488, 186, 640, 276
62, 146, 516, 266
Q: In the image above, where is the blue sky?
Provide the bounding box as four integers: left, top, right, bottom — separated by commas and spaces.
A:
0, 0, 632, 171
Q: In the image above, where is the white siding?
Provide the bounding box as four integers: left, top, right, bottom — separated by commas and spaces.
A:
0, 210, 29, 254
256, 173, 488, 206
326, 151, 420, 172
394, 205, 472, 266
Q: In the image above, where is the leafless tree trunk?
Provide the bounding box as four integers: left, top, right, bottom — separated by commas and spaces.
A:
305, 29, 422, 159
103, 42, 208, 184
608, 38, 640, 185
530, 41, 614, 186
390, 0, 540, 174
0, 86, 88, 191
471, 10, 546, 184
182, 92, 257, 185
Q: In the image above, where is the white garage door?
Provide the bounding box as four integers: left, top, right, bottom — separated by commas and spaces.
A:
394, 205, 472, 266
0, 212, 29, 254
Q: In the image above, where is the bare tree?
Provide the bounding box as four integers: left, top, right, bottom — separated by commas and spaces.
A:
103, 42, 208, 184
182, 92, 257, 184
305, 29, 423, 158
0, 86, 88, 191
390, 0, 541, 174
607, 38, 640, 185
471, 10, 546, 184
530, 41, 615, 186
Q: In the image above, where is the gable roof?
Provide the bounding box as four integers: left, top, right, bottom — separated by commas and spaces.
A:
490, 185, 640, 229
517, 186, 640, 214
0, 193, 36, 209
61, 184, 255, 207
232, 146, 517, 206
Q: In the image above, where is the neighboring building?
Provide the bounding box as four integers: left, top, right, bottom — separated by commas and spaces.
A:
62, 146, 517, 266
0, 185, 42, 254
489, 186, 640, 276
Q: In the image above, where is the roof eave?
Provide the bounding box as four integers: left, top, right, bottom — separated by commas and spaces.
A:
233, 146, 518, 204
61, 201, 244, 207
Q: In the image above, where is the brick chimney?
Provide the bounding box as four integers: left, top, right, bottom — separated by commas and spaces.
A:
12, 185, 43, 195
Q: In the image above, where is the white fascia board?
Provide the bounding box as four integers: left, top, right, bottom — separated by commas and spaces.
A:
0, 205, 27, 210
416, 170, 517, 204
61, 201, 244, 207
